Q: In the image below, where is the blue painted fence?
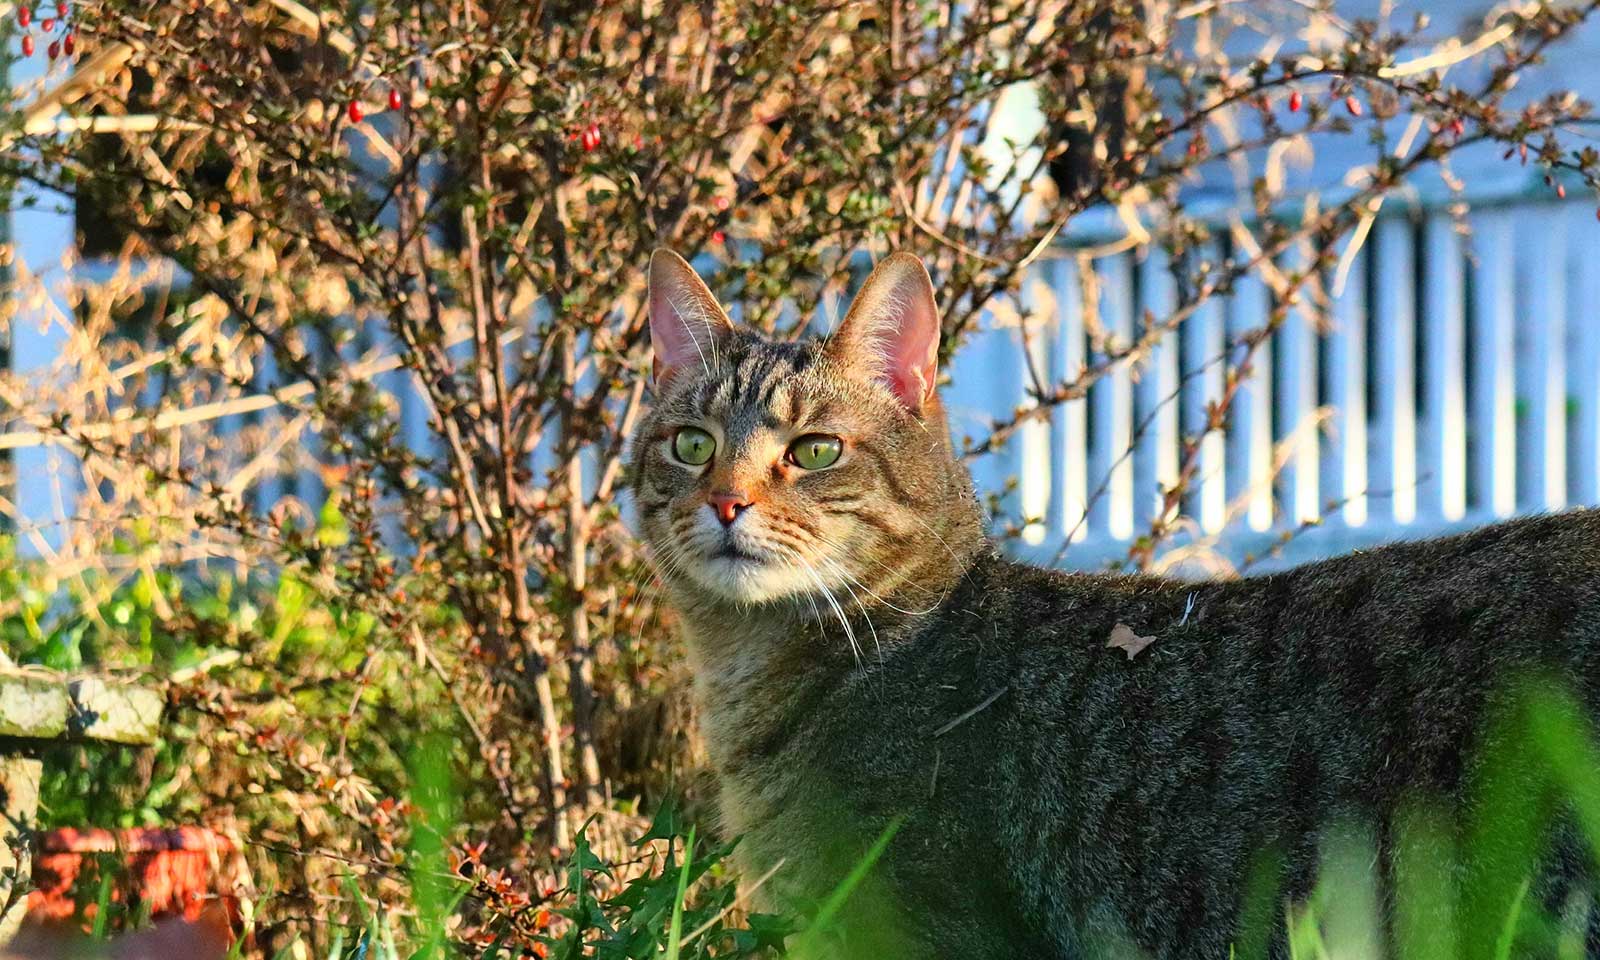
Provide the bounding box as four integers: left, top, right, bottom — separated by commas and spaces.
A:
5, 191, 1600, 573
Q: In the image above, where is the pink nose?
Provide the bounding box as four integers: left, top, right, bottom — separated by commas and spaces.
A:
708, 492, 753, 527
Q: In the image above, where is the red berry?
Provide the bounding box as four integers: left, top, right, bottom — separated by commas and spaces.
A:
61, 30, 72, 55
17, 7, 29, 27
46, 38, 58, 59
56, 2, 66, 16
714, 196, 729, 211
40, 17, 53, 30
21, 33, 34, 56
1345, 95, 1361, 116
1450, 117, 1464, 137
580, 123, 601, 152
388, 87, 403, 111
1288, 90, 1302, 112
1557, 184, 1567, 199
347, 100, 363, 123
712, 230, 726, 243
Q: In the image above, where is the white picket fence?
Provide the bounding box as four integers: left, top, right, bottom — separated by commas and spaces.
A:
5, 197, 1600, 572
944, 199, 1600, 571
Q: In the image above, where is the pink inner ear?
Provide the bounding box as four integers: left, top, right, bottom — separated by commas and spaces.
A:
880, 302, 939, 409
648, 251, 731, 380
841, 255, 941, 411
649, 282, 706, 375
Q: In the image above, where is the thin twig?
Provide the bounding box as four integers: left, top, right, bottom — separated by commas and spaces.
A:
932, 686, 1008, 737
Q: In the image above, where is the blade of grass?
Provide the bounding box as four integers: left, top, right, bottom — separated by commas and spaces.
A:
269, 936, 301, 960
1232, 842, 1284, 960
1460, 685, 1551, 960
91, 870, 114, 940
1393, 800, 1459, 960
788, 817, 905, 958
1493, 876, 1532, 960
663, 825, 698, 960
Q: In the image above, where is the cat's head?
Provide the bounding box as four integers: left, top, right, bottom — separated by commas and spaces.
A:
630, 249, 984, 610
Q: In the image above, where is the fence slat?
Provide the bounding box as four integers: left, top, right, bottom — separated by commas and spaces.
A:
1182, 249, 1228, 534
1569, 203, 1600, 505
1015, 271, 1053, 544
1419, 213, 1467, 521
1371, 216, 1418, 524
1047, 257, 1088, 542
1134, 244, 1181, 533
1324, 242, 1368, 526
1468, 209, 1518, 518
1514, 210, 1568, 511
1088, 253, 1135, 539
1278, 244, 1320, 524
1225, 266, 1273, 532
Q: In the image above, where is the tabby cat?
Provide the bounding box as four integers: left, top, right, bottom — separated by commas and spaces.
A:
630, 247, 1600, 959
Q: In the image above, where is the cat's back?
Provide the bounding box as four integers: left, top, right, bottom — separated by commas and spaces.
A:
984, 506, 1600, 665
945, 508, 1600, 957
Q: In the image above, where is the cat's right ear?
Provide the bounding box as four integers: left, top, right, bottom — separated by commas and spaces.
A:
648, 248, 733, 384
827, 252, 942, 414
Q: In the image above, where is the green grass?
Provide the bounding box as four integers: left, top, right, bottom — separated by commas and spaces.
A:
62, 671, 1600, 959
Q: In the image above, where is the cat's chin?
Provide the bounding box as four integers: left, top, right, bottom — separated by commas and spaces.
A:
682, 553, 813, 606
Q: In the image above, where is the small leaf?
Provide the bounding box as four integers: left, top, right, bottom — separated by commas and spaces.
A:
1107, 622, 1156, 660
634, 794, 684, 848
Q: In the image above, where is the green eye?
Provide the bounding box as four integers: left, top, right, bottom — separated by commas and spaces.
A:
673, 427, 716, 466
787, 434, 843, 470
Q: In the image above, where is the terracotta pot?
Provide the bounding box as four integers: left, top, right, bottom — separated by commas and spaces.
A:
26, 827, 239, 928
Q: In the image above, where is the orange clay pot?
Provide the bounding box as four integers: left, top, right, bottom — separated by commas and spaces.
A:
26, 827, 239, 928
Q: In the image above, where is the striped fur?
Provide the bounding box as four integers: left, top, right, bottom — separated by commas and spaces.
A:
629, 256, 1600, 959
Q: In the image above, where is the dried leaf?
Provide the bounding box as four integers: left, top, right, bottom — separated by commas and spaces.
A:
1107, 622, 1156, 660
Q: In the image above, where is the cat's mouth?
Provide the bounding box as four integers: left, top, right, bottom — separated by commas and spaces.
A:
685, 531, 809, 603
710, 542, 769, 564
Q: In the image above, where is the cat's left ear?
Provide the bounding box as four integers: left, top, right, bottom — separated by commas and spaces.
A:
827, 252, 942, 414
648, 248, 734, 384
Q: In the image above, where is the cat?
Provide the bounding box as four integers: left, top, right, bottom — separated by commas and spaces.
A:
629, 247, 1600, 959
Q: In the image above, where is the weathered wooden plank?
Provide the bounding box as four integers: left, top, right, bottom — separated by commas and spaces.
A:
1371, 216, 1418, 524
1089, 253, 1135, 540
0, 757, 42, 942
1135, 244, 1181, 534
1225, 266, 1274, 532
1047, 256, 1088, 543
1515, 208, 1568, 511
1014, 270, 1054, 544
69, 677, 164, 745
0, 673, 161, 744
1468, 209, 1517, 517
0, 675, 70, 740
1569, 203, 1600, 505
1419, 212, 1467, 522
1278, 243, 1320, 524
1324, 242, 1368, 526
1181, 250, 1227, 534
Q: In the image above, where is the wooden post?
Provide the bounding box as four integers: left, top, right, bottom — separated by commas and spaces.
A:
0, 758, 41, 943
0, 671, 163, 940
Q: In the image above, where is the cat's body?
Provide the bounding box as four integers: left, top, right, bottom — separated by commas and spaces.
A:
683, 516, 1600, 957
632, 249, 1600, 958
